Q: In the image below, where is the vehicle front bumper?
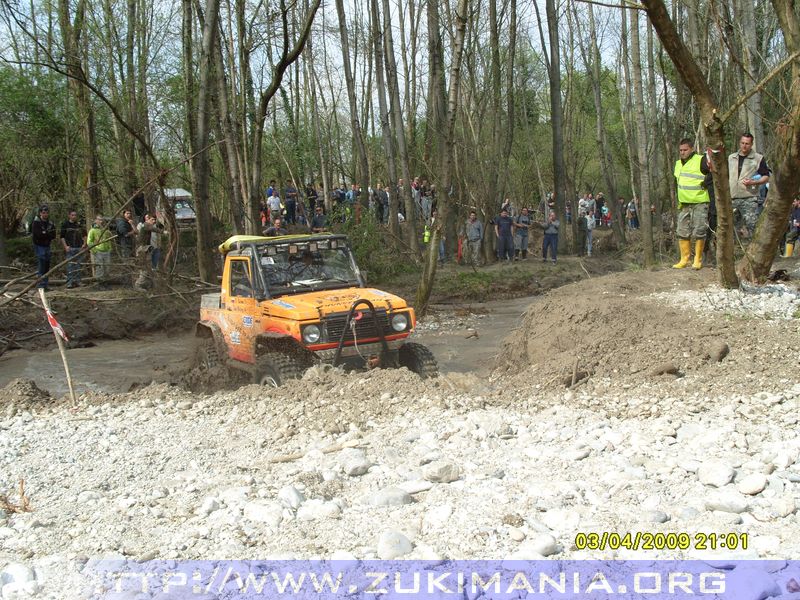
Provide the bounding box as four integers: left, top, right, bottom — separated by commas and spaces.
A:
313, 338, 405, 362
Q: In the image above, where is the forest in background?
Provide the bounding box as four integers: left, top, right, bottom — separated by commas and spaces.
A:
0, 0, 797, 296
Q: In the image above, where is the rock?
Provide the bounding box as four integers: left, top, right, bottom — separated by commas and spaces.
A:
504, 543, 546, 561
77, 490, 102, 503
376, 530, 413, 559
424, 505, 454, 531
541, 509, 580, 532
242, 501, 283, 527
737, 473, 768, 495
508, 527, 526, 542
2, 580, 41, 598
0, 563, 35, 585
134, 549, 158, 562
419, 450, 442, 466
769, 497, 797, 518
297, 499, 341, 521
705, 490, 749, 514
529, 534, 561, 557
368, 487, 413, 507
196, 497, 220, 516
422, 461, 461, 483
697, 461, 736, 487
709, 341, 730, 362
679, 507, 700, 520
396, 480, 433, 495
773, 450, 798, 470
565, 448, 590, 461
646, 510, 670, 524
176, 400, 193, 410
501, 513, 524, 527
277, 486, 305, 509
650, 362, 679, 376
344, 457, 372, 477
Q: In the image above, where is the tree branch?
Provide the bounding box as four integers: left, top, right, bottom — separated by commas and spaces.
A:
719, 50, 800, 125
575, 0, 646, 10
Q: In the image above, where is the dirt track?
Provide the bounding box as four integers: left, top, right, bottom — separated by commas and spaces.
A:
0, 295, 535, 397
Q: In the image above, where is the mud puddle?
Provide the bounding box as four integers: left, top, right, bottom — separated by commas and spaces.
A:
0, 296, 537, 397
0, 332, 194, 397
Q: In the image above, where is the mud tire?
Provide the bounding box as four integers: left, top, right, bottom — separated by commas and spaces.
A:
255, 352, 305, 387
196, 337, 221, 371
398, 342, 438, 379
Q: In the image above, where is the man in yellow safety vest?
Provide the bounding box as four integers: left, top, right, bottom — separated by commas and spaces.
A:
673, 138, 711, 270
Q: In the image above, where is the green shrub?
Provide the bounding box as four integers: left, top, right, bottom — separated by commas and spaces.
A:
338, 212, 416, 283
5, 236, 34, 263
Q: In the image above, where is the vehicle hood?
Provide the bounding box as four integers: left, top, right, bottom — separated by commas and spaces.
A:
261, 288, 409, 320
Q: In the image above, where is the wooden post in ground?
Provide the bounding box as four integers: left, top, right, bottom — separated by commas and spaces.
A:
37, 289, 77, 405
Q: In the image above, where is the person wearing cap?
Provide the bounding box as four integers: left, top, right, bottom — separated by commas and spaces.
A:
60, 208, 86, 288
87, 215, 114, 289
31, 204, 56, 289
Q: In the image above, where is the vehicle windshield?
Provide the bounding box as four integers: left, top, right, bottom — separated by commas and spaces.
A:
257, 239, 362, 296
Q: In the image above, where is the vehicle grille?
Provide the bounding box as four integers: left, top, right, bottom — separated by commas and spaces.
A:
324, 310, 392, 342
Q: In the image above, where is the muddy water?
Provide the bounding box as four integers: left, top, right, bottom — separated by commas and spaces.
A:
0, 296, 536, 397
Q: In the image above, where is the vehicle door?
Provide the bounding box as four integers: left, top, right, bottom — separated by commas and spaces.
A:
224, 257, 259, 363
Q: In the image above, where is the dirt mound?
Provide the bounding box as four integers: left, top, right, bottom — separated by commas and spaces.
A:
212, 366, 490, 438
494, 268, 800, 391
1, 378, 52, 405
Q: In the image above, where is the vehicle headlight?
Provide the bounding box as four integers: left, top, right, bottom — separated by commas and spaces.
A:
391, 313, 409, 332
302, 324, 321, 343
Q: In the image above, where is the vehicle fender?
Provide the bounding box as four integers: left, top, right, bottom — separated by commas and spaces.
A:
195, 321, 226, 354
255, 332, 316, 363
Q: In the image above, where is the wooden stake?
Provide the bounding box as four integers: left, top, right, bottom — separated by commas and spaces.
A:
38, 289, 77, 405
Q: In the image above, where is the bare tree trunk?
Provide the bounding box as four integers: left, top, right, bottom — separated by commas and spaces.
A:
629, 6, 655, 266
415, 0, 469, 316
640, 0, 739, 288
57, 0, 102, 219
581, 2, 625, 246
738, 0, 766, 151
304, 21, 330, 213
619, 9, 639, 203
737, 0, 800, 281
397, 0, 420, 175
211, 21, 246, 233
646, 22, 665, 250
335, 0, 371, 191
370, 0, 399, 232
382, 0, 419, 251
424, 0, 447, 168
542, 0, 567, 240
184, 0, 220, 282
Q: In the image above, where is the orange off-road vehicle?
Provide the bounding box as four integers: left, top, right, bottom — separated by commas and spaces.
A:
195, 234, 438, 386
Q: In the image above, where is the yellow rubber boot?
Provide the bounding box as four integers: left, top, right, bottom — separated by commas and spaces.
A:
673, 239, 691, 269
784, 243, 794, 258
692, 239, 705, 270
